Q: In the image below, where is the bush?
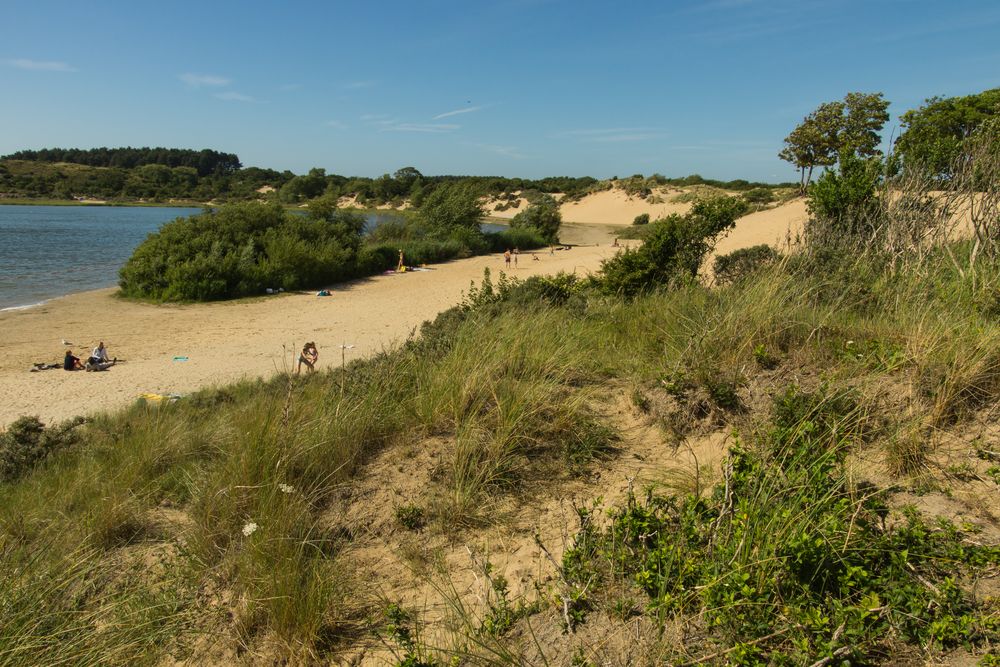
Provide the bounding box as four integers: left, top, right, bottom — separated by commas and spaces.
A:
1, 416, 83, 483
416, 182, 484, 233
119, 202, 365, 301
632, 213, 650, 226
597, 195, 748, 297
484, 227, 547, 252
509, 201, 562, 243
742, 187, 775, 206
713, 244, 780, 285
807, 152, 884, 245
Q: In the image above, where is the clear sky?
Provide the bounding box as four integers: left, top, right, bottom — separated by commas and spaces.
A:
2, 0, 999, 182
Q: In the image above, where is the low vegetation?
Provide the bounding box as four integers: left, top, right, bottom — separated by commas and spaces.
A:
118, 189, 546, 302
4, 86, 1000, 665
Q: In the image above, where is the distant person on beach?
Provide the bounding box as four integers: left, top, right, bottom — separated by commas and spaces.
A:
88, 341, 112, 365
297, 342, 318, 374
504, 249, 511, 269
397, 249, 405, 272
550, 245, 554, 255
86, 341, 117, 371
612, 238, 620, 247
513, 248, 519, 267
63, 350, 83, 371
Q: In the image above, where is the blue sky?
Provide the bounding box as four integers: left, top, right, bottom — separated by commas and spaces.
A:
2, 0, 999, 182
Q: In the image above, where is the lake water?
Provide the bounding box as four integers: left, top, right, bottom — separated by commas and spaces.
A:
0, 205, 201, 311
0, 205, 506, 310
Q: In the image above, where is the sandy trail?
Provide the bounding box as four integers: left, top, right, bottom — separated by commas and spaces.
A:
0, 201, 807, 428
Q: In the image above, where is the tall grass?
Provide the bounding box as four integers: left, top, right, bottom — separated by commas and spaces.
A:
4, 244, 1000, 661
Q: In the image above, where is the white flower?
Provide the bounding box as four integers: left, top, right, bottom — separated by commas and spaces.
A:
278, 483, 295, 494
242, 521, 258, 537
846, 340, 855, 346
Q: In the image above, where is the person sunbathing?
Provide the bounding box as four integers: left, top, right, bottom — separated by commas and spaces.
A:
63, 350, 84, 371
86, 341, 118, 371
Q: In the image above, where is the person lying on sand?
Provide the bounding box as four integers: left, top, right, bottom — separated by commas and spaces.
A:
63, 350, 84, 371
297, 342, 318, 374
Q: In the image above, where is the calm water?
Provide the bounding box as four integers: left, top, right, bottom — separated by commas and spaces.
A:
0, 206, 506, 310
0, 205, 201, 310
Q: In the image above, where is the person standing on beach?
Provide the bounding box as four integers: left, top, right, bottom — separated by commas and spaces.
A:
504, 249, 511, 269
397, 249, 405, 272
513, 248, 519, 267
297, 342, 318, 374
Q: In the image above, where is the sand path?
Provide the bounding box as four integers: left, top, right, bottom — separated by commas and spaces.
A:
0, 202, 807, 428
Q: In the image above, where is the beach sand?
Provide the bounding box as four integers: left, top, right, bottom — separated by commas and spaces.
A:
0, 203, 806, 428
0, 224, 616, 427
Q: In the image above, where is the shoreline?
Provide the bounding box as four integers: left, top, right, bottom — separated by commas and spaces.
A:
0, 223, 623, 428
0, 198, 207, 208
0, 205, 807, 428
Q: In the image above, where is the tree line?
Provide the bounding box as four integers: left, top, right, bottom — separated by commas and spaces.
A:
1, 147, 242, 177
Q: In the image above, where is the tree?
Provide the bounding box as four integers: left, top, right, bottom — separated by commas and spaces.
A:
510, 199, 562, 243
780, 92, 889, 191
840, 92, 890, 158
895, 88, 1000, 177
279, 167, 327, 203
779, 102, 842, 191
393, 166, 422, 190
416, 182, 484, 233
597, 195, 747, 297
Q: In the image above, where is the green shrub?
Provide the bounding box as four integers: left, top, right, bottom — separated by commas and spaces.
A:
119, 202, 365, 301
484, 227, 547, 252
807, 152, 884, 244
0, 416, 83, 483
713, 244, 780, 285
509, 201, 561, 243
742, 187, 775, 206
394, 504, 426, 531
632, 213, 650, 226
597, 195, 749, 297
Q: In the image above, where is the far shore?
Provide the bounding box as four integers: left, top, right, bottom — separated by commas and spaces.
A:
0, 197, 206, 208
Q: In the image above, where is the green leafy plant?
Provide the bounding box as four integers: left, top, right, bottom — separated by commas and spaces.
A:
395, 504, 426, 531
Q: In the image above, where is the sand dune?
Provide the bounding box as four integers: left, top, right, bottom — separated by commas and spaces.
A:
559, 187, 694, 224
712, 199, 807, 257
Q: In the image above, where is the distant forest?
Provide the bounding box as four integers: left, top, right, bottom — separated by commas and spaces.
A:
0, 146, 791, 205
2, 147, 242, 177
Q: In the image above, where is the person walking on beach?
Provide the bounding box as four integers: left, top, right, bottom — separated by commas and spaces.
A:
504, 249, 511, 269
297, 342, 318, 374
397, 249, 405, 272
513, 248, 519, 267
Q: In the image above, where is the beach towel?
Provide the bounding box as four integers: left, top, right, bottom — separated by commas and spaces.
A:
140, 393, 182, 403
172, 356, 189, 362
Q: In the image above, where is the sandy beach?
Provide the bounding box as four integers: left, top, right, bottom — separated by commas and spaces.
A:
0, 202, 807, 427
